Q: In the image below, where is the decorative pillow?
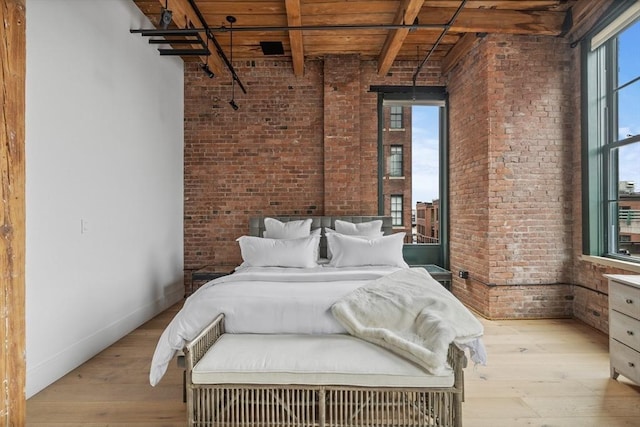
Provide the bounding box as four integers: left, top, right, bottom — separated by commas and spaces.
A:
261, 228, 322, 261
264, 227, 321, 238
263, 228, 321, 261
263, 217, 313, 239
237, 235, 320, 268
334, 219, 383, 236
324, 228, 384, 259
327, 232, 409, 268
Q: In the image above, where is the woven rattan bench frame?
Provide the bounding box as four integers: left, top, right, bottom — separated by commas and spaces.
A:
184, 315, 466, 427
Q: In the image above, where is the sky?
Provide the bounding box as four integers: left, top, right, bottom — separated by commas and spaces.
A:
411, 106, 440, 204
617, 19, 640, 191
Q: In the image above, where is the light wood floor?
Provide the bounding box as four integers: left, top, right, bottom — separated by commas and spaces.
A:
27, 304, 640, 426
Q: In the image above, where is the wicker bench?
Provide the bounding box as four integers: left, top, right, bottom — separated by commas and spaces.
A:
184, 314, 467, 427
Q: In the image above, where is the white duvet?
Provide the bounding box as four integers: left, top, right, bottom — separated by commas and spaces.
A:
149, 265, 403, 386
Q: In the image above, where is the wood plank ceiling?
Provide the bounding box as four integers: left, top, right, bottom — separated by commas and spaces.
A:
132, 0, 602, 77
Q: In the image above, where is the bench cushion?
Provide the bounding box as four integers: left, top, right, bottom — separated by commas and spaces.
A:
192, 334, 454, 387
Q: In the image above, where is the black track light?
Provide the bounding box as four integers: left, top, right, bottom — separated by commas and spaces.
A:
200, 63, 214, 78
229, 99, 239, 110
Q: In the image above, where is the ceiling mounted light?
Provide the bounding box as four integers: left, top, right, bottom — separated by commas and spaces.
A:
200, 63, 214, 78
160, 0, 172, 30
227, 15, 239, 111
200, 37, 214, 78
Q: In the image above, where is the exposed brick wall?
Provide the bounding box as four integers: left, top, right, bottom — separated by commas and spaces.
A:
184, 59, 325, 274
323, 55, 362, 215
488, 284, 574, 319
487, 36, 575, 287
448, 35, 492, 315
448, 34, 576, 318
184, 57, 443, 288
381, 105, 413, 240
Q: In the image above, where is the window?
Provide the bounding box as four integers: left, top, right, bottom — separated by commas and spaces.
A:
390, 106, 403, 129
389, 145, 403, 177
381, 103, 442, 243
374, 85, 448, 266
391, 195, 403, 226
584, 2, 640, 262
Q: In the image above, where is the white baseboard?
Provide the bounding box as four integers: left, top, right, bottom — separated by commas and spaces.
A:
26, 282, 183, 398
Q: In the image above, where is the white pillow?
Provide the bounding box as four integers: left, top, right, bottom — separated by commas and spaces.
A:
261, 228, 322, 261
237, 235, 320, 268
264, 217, 313, 239
327, 232, 409, 268
265, 227, 321, 238
334, 219, 383, 236
324, 228, 384, 259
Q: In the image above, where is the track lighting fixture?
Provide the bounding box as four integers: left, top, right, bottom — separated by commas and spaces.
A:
200, 63, 215, 78
227, 15, 239, 111
199, 37, 214, 78
160, 0, 172, 30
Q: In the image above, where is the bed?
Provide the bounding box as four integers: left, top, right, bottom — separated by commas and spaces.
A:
150, 216, 485, 427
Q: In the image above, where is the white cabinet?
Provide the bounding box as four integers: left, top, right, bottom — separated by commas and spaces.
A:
605, 274, 640, 384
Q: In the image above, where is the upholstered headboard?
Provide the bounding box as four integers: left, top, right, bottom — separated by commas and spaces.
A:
249, 216, 393, 259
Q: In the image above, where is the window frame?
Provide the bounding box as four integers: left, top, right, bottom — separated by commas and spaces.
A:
390, 105, 403, 129
371, 85, 449, 267
390, 195, 403, 226
582, 0, 640, 263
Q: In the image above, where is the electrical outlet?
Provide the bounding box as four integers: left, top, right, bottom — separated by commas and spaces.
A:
458, 270, 469, 279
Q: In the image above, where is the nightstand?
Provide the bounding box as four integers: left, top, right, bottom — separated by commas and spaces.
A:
411, 264, 452, 291
189, 264, 236, 296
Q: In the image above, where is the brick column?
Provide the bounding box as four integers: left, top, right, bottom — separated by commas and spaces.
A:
323, 55, 362, 215
448, 34, 575, 319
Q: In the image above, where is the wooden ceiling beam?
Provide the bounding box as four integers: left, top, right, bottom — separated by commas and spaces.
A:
565, 0, 614, 41
422, 0, 573, 10
285, 0, 304, 77
377, 0, 426, 76
157, 0, 225, 75
419, 7, 567, 35
441, 32, 479, 74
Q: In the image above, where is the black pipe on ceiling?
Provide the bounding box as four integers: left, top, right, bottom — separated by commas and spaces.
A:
131, 22, 449, 37
411, 0, 468, 90
186, 0, 247, 95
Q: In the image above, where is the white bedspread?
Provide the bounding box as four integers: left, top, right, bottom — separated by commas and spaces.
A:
149, 265, 403, 386
332, 268, 486, 375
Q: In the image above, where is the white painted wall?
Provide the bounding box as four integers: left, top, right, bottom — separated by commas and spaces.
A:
26, 0, 184, 397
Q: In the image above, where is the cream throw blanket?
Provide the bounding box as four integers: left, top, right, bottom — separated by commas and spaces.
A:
332, 268, 485, 375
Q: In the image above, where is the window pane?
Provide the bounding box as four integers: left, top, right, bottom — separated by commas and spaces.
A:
617, 19, 640, 87
617, 81, 640, 141
391, 195, 403, 226
389, 145, 403, 176
616, 142, 640, 258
